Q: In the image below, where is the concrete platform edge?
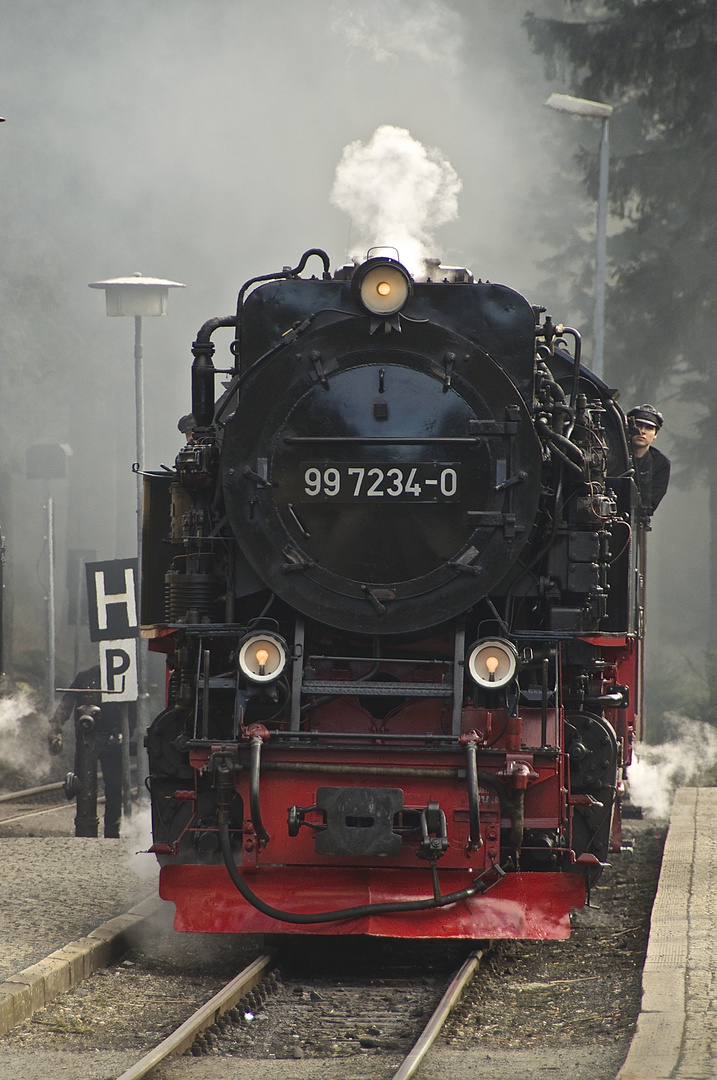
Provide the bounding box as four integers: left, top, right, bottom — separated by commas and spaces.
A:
0, 894, 161, 1036
616, 787, 697, 1080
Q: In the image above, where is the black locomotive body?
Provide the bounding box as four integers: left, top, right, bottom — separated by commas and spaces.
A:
142, 249, 644, 939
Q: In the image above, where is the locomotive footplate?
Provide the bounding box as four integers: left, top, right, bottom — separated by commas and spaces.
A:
299, 680, 453, 697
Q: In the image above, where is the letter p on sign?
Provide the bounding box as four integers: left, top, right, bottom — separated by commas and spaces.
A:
100, 640, 138, 703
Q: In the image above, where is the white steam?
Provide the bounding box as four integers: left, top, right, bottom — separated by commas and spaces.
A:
627, 715, 717, 821
330, 124, 462, 275
0, 689, 35, 738
122, 804, 158, 882
0, 688, 46, 784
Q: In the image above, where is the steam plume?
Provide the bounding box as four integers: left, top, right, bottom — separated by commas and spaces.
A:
330, 124, 461, 275
627, 715, 717, 820
0, 688, 46, 786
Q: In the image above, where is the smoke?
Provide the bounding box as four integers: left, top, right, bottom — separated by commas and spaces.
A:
0, 688, 49, 786
0, 688, 35, 738
330, 0, 463, 67
122, 804, 157, 880
330, 125, 462, 275
627, 715, 717, 821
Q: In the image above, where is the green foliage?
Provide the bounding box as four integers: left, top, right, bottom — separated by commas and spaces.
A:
526, 1, 717, 713
525, 0, 717, 442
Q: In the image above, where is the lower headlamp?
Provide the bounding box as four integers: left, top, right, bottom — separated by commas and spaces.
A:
467, 639, 518, 690
238, 633, 288, 683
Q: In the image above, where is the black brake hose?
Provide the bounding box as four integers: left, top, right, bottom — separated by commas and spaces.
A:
218, 823, 481, 925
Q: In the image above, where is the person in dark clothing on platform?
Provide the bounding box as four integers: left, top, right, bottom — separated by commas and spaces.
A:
48, 665, 134, 838
627, 404, 671, 516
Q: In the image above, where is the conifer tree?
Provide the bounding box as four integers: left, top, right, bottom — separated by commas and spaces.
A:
525, 0, 717, 714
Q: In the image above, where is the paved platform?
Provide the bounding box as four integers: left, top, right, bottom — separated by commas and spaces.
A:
619, 786, 717, 1080
0, 834, 158, 981
0, 834, 161, 1037
0, 895, 162, 1038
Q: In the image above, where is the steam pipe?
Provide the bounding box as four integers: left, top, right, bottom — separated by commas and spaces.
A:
604, 396, 632, 468
556, 326, 583, 410
249, 736, 271, 845
234, 249, 331, 375
510, 789, 526, 852
288, 248, 331, 278
202, 650, 210, 740
541, 657, 550, 746
474, 770, 524, 850
257, 760, 465, 778
191, 315, 237, 427
464, 741, 483, 852
234, 248, 331, 320
535, 418, 585, 469
547, 444, 585, 479
537, 363, 573, 434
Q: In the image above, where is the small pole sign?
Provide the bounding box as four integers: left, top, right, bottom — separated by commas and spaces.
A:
86, 559, 139, 703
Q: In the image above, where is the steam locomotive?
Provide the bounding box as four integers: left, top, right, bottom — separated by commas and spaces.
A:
142, 247, 645, 940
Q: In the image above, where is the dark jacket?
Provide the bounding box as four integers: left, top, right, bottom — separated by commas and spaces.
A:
634, 445, 670, 514
52, 665, 136, 735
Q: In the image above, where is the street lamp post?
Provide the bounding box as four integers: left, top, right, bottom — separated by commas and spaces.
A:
546, 92, 614, 381
88, 273, 185, 794
26, 442, 71, 710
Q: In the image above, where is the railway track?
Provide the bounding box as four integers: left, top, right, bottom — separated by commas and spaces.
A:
115, 943, 485, 1080
115, 951, 277, 1079
0, 817, 661, 1078
0, 782, 65, 802
0, 782, 71, 826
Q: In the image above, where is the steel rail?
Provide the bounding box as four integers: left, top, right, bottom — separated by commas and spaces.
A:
114, 951, 276, 1080
0, 778, 139, 827
0, 781, 64, 803
391, 948, 485, 1080
0, 803, 73, 825
0, 784, 102, 826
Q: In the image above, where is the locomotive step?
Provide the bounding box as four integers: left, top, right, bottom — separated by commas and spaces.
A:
301, 680, 454, 697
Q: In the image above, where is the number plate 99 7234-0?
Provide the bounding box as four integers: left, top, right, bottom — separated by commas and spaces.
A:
300, 462, 461, 503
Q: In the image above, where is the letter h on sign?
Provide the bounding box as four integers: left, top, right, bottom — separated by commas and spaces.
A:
86, 559, 139, 703
86, 559, 139, 641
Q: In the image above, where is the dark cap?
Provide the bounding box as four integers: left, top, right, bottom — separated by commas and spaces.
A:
627, 404, 663, 430
177, 413, 195, 434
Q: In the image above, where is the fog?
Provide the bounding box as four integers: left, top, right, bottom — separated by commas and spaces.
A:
0, 1, 703, 747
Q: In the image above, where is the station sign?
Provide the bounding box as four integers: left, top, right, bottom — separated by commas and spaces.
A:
86, 558, 140, 703
86, 558, 139, 642
98, 639, 138, 703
